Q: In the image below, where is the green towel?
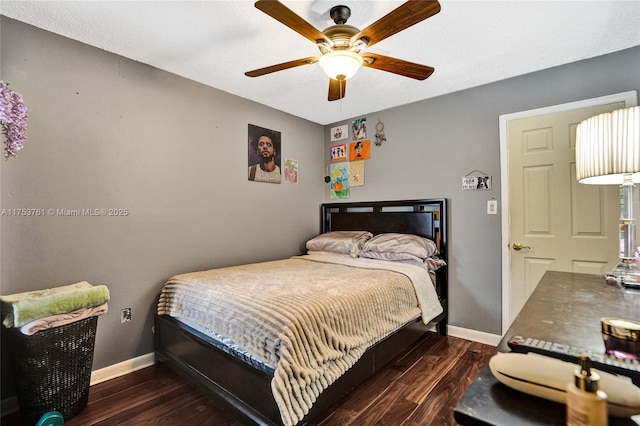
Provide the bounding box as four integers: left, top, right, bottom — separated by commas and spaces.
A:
0, 281, 110, 328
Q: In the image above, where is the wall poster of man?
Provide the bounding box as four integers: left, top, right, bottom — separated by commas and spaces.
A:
248, 124, 281, 184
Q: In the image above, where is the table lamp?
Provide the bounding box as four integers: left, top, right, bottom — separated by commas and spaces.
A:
576, 106, 640, 287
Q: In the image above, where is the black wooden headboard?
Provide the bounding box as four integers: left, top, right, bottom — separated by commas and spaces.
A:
321, 199, 448, 322
321, 199, 447, 260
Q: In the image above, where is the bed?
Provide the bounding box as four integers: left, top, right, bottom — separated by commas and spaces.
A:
154, 198, 448, 425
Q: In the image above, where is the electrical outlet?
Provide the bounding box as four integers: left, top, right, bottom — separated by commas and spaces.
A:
121, 307, 132, 323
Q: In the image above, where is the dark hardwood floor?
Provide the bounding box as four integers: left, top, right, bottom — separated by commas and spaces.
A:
1, 333, 494, 426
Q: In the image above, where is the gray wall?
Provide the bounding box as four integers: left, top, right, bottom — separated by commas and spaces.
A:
325, 45, 640, 335
0, 17, 324, 398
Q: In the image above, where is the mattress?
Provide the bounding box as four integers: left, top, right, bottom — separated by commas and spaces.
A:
157, 254, 443, 426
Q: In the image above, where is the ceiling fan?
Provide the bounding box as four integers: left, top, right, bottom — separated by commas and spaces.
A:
245, 0, 441, 101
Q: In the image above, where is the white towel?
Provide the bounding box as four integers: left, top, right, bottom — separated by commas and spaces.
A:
19, 303, 108, 335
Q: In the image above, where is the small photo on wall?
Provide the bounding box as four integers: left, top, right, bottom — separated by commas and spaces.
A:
330, 144, 347, 163
352, 117, 366, 140
284, 159, 298, 183
330, 124, 348, 142
248, 124, 281, 184
349, 140, 370, 161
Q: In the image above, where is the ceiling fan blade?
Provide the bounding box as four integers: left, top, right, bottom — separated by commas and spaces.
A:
350, 0, 441, 48
362, 53, 434, 80
328, 78, 346, 101
245, 57, 319, 77
255, 0, 332, 46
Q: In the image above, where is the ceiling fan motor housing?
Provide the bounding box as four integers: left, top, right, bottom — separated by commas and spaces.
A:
330, 5, 351, 24
320, 25, 360, 53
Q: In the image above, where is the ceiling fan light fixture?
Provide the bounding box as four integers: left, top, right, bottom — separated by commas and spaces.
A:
319, 50, 363, 80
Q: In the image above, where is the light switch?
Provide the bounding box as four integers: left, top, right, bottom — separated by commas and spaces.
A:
487, 199, 498, 215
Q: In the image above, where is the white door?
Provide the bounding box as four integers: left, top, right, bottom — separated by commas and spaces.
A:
500, 91, 638, 330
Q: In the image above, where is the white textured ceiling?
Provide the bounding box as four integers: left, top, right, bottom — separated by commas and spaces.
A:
2, 1, 640, 125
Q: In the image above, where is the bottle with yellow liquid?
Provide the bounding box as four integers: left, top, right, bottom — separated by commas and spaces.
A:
566, 354, 608, 426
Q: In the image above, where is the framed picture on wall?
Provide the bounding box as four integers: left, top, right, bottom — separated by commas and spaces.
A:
248, 124, 281, 184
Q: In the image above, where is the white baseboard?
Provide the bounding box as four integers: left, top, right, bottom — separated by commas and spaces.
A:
90, 352, 156, 385
448, 325, 502, 346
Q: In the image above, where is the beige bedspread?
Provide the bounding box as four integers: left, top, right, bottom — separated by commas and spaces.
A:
157, 254, 443, 426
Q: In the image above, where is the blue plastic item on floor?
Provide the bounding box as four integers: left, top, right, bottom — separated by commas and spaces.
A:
35, 411, 64, 426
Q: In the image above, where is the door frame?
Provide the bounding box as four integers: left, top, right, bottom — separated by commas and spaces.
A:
498, 90, 638, 334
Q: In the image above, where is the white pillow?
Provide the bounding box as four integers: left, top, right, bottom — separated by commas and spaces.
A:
306, 231, 373, 258
360, 233, 438, 262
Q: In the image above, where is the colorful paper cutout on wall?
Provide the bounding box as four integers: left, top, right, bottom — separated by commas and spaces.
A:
330, 124, 348, 141
352, 117, 366, 140
330, 144, 347, 162
349, 140, 370, 161
330, 163, 350, 199
349, 161, 365, 187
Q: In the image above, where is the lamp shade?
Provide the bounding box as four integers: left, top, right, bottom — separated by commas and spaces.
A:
576, 106, 640, 185
318, 50, 363, 81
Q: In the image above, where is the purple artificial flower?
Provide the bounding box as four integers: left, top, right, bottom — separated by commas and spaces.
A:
0, 81, 28, 159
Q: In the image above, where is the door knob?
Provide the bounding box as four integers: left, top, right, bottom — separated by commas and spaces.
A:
512, 242, 531, 251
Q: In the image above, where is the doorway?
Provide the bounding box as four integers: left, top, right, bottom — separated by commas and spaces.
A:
499, 91, 638, 333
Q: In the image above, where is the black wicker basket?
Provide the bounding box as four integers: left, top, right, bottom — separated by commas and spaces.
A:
7, 316, 98, 424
